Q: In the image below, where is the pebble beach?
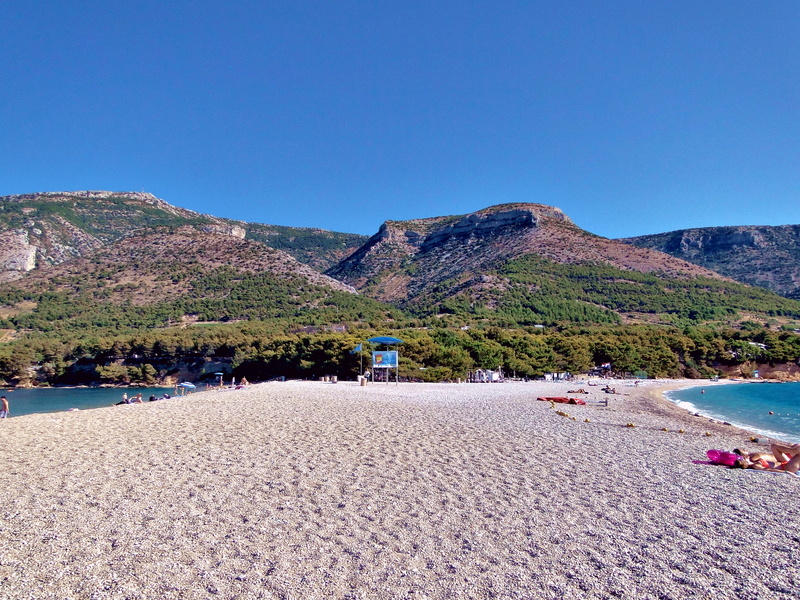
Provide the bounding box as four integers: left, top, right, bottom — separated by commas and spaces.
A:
1, 380, 798, 600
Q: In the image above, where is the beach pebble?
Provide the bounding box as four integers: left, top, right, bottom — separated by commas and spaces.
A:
0, 380, 796, 599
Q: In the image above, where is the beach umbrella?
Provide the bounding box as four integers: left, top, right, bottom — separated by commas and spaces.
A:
178, 382, 196, 396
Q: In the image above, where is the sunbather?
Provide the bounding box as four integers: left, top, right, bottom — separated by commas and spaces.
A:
770, 441, 800, 463
732, 447, 800, 474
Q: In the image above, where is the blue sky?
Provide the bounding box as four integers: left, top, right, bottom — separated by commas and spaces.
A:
1, 1, 797, 238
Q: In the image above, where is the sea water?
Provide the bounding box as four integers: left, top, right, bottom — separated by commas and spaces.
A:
2, 387, 173, 418
666, 382, 800, 443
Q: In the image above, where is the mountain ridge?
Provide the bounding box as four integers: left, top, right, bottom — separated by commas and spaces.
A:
621, 225, 800, 299
2, 191, 799, 332
327, 203, 729, 307
0, 190, 366, 281
1, 191, 800, 386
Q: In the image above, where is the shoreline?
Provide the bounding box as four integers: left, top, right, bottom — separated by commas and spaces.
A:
1, 385, 175, 419
585, 377, 766, 444
1, 380, 798, 598
658, 378, 800, 444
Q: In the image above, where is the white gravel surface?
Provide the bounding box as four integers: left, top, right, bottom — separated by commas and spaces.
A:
0, 380, 797, 599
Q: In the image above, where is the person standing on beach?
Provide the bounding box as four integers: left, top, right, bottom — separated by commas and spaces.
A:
0, 395, 8, 419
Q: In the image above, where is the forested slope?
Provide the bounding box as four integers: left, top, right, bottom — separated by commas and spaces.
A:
1, 198, 799, 387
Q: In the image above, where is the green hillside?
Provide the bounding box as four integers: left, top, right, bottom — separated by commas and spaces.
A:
0, 271, 395, 336
1, 197, 799, 387
0, 191, 366, 275
404, 255, 800, 327
245, 223, 367, 270
0, 192, 211, 239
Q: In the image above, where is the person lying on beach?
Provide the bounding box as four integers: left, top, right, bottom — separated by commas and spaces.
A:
732, 448, 775, 466
770, 442, 800, 462
732, 449, 800, 475
737, 442, 800, 463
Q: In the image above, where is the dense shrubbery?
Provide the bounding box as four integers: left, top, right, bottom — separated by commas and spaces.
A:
0, 267, 398, 335
245, 225, 367, 270
2, 319, 799, 386
494, 257, 800, 324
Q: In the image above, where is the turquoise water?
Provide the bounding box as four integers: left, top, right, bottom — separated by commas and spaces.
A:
2, 387, 174, 418
666, 382, 800, 443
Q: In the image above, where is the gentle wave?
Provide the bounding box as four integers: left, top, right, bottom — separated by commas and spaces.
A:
665, 382, 800, 443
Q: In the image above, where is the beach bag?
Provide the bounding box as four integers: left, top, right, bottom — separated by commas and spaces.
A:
707, 449, 739, 466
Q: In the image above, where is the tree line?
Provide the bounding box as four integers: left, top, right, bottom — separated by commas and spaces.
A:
1, 320, 798, 386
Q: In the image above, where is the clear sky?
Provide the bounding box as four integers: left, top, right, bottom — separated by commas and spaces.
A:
1, 1, 797, 238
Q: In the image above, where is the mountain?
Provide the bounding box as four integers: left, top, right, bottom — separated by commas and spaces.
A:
0, 226, 393, 337
0, 191, 366, 281
1, 194, 800, 386
3, 195, 799, 330
328, 203, 724, 297
326, 204, 800, 326
620, 225, 800, 300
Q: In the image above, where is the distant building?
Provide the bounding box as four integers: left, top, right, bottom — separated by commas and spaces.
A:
469, 368, 504, 383
544, 372, 571, 381
289, 323, 348, 334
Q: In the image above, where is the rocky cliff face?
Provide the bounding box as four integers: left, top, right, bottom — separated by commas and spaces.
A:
0, 191, 215, 279
0, 230, 38, 281
327, 204, 569, 297
0, 191, 360, 280
621, 225, 800, 299
326, 203, 723, 304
